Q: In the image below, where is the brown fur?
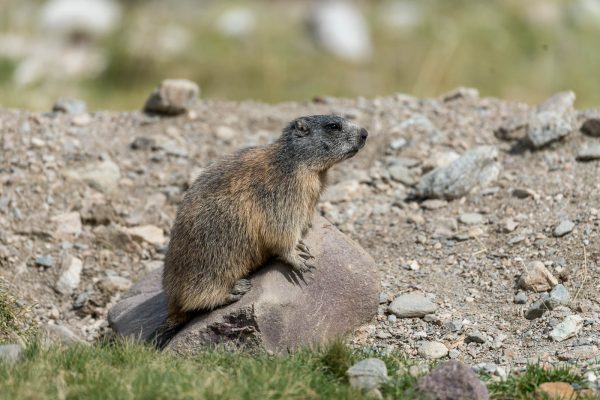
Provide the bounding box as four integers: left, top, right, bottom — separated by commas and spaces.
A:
153, 115, 367, 348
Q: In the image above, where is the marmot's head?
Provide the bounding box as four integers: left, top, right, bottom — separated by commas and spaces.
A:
278, 115, 368, 170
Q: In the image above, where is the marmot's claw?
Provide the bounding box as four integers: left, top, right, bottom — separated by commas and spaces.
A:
296, 242, 314, 259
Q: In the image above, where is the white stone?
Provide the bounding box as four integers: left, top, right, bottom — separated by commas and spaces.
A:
550, 315, 584, 342
418, 341, 448, 359
51, 211, 82, 239
40, 0, 122, 39
55, 255, 83, 295
309, 1, 372, 62
124, 225, 165, 246
216, 7, 256, 38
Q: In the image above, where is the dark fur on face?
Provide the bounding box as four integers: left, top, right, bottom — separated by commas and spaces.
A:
276, 115, 368, 172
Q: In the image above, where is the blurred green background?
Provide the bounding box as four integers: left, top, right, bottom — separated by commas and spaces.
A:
1, 0, 599, 111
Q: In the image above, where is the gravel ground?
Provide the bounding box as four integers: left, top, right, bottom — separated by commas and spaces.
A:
1, 88, 599, 378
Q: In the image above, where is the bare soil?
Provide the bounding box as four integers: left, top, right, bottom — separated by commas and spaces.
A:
1, 90, 599, 375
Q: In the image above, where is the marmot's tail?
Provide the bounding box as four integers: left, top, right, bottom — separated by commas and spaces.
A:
150, 311, 191, 350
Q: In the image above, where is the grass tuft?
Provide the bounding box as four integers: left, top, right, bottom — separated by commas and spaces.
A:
0, 280, 35, 345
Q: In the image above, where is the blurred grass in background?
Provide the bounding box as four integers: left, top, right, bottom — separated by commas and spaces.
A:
1, 0, 599, 111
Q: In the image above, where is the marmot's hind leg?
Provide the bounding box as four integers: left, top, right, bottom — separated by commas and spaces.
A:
151, 305, 191, 350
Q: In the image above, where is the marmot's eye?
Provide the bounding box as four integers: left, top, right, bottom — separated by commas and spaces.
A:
324, 122, 342, 131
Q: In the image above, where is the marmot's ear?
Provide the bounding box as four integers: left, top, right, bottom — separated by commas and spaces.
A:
294, 119, 310, 136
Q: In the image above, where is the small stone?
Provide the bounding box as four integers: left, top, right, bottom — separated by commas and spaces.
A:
379, 292, 388, 304
100, 276, 133, 293
448, 349, 460, 359
416, 146, 500, 200
418, 341, 448, 359
72, 113, 91, 126
0, 344, 23, 364
554, 218, 575, 237
494, 115, 527, 141
458, 213, 483, 225
585, 371, 597, 383
67, 158, 121, 194
150, 135, 188, 157
518, 261, 558, 292
346, 358, 388, 392
546, 284, 570, 308
409, 364, 430, 377
581, 118, 600, 137
421, 199, 447, 210
35, 255, 54, 268
466, 331, 487, 344
549, 315, 583, 342
388, 138, 407, 150
215, 126, 236, 142
388, 292, 437, 318
322, 180, 361, 203
144, 79, 200, 115
123, 225, 165, 246
406, 260, 420, 271
508, 235, 526, 245
131, 136, 155, 150
42, 324, 85, 346
81, 203, 115, 226
511, 188, 538, 199
445, 320, 463, 332
416, 360, 489, 400
576, 144, 600, 162
388, 164, 416, 186
525, 294, 550, 320
503, 218, 519, 233
51, 211, 82, 239
536, 382, 575, 400
52, 98, 87, 114
514, 291, 528, 304
527, 91, 576, 148
55, 255, 83, 295
387, 314, 397, 323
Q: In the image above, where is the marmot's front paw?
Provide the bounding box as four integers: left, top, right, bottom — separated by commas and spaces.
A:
296, 240, 314, 260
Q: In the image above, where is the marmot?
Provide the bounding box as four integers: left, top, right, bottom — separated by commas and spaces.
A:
154, 114, 368, 347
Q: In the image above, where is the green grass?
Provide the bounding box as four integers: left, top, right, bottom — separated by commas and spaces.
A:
0, 340, 411, 400
0, 338, 597, 400
487, 364, 592, 400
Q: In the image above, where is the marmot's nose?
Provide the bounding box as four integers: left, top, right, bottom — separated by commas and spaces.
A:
360, 128, 368, 141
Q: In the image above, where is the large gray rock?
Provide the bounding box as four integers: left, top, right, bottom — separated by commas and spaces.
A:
416, 146, 500, 200
527, 91, 576, 148
108, 216, 380, 354
416, 360, 490, 400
